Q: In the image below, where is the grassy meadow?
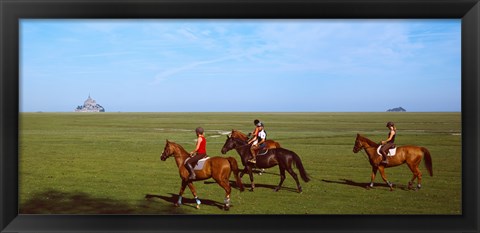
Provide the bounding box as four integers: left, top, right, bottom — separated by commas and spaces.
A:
19, 112, 461, 214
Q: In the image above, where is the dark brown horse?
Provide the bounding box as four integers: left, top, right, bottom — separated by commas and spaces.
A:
230, 129, 281, 176
221, 135, 310, 192
352, 134, 433, 191
230, 129, 281, 149
160, 140, 244, 210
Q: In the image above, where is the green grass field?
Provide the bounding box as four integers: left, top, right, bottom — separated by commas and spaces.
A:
19, 112, 461, 214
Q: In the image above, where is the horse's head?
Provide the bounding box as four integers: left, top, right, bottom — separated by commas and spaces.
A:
160, 140, 175, 161
221, 135, 236, 154
221, 135, 249, 154
353, 134, 364, 153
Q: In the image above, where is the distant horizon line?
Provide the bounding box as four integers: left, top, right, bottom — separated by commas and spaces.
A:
20, 111, 462, 113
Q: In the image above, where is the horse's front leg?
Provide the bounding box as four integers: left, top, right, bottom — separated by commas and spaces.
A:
175, 181, 188, 207
239, 166, 248, 178
378, 166, 394, 191
246, 165, 255, 191
187, 182, 201, 209
368, 167, 378, 189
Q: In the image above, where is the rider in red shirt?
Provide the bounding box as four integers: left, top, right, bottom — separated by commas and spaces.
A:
185, 127, 207, 180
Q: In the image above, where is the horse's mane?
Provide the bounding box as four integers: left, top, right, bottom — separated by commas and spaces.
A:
167, 140, 190, 156
230, 136, 248, 145
358, 134, 379, 147
231, 129, 248, 140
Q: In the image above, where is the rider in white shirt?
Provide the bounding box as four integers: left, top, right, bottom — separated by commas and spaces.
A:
248, 121, 267, 163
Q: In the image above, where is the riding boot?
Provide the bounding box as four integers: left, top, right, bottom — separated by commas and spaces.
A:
249, 148, 257, 163
381, 154, 388, 165
186, 163, 196, 180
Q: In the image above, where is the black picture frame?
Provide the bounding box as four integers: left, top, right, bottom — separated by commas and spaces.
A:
1, 0, 478, 232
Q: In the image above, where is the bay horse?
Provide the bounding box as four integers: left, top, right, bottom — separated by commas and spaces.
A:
352, 134, 433, 191
221, 135, 310, 192
230, 129, 281, 149
160, 140, 244, 210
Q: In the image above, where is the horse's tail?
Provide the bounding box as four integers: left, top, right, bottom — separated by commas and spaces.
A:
226, 157, 244, 192
291, 152, 310, 182
422, 147, 433, 176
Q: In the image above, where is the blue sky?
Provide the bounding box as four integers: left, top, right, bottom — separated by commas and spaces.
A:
20, 19, 461, 112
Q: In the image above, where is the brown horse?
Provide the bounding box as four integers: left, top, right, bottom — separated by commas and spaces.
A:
230, 129, 281, 149
230, 129, 281, 176
221, 135, 310, 192
352, 134, 433, 191
160, 140, 244, 210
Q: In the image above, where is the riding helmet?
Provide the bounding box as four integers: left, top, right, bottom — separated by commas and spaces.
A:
254, 119, 260, 125
386, 121, 395, 127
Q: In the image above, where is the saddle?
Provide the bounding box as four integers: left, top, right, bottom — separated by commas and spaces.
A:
257, 149, 268, 156
184, 157, 210, 170
376, 146, 397, 157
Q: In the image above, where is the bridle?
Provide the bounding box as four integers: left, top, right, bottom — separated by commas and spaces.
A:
353, 139, 364, 153
160, 149, 170, 160
161, 144, 182, 160
354, 138, 375, 162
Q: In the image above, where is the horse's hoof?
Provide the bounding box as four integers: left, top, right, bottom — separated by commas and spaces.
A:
196, 205, 200, 209
224, 205, 230, 211
174, 203, 180, 207
274, 188, 280, 192
408, 183, 414, 190
249, 189, 254, 192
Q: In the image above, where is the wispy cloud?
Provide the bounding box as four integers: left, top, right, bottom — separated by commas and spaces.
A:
75, 52, 135, 58
152, 53, 252, 83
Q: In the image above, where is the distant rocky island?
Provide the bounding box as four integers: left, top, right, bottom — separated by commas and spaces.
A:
75, 95, 105, 112
387, 107, 406, 112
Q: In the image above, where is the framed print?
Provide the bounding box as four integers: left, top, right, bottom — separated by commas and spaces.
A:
1, 0, 479, 232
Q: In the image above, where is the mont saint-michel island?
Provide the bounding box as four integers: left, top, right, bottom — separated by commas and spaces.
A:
75, 95, 105, 112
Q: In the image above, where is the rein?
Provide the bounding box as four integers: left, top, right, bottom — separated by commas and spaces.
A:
359, 147, 371, 163
234, 144, 251, 150
164, 144, 190, 160
231, 137, 251, 150
356, 139, 377, 162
